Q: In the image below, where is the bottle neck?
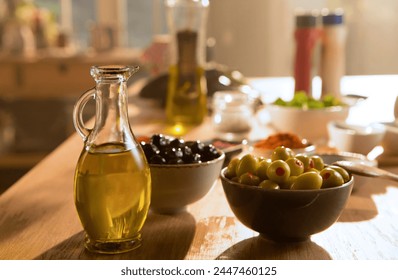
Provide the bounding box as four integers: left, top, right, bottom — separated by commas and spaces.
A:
177, 30, 198, 70
89, 80, 133, 149
166, 1, 208, 70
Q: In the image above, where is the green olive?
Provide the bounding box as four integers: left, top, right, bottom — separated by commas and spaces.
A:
295, 154, 314, 171
266, 159, 290, 184
236, 154, 258, 177
286, 157, 304, 176
225, 157, 240, 179
281, 175, 297, 189
259, 180, 280, 190
329, 165, 350, 183
231, 177, 240, 183
257, 158, 272, 180
271, 146, 294, 161
307, 168, 320, 173
257, 156, 266, 162
320, 167, 344, 188
239, 172, 261, 186
291, 171, 322, 190
311, 155, 324, 171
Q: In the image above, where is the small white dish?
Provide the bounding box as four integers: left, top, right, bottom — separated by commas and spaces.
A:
380, 122, 398, 156
327, 121, 386, 155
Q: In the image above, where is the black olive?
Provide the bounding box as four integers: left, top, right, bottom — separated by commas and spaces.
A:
201, 144, 220, 161
167, 157, 184, 164
149, 155, 167, 164
150, 134, 164, 147
186, 140, 205, 154
169, 138, 185, 148
141, 142, 160, 159
192, 153, 202, 163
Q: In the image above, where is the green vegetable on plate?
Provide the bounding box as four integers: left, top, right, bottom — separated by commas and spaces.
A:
273, 91, 346, 109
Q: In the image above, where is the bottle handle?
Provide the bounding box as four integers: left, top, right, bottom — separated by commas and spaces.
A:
73, 87, 95, 141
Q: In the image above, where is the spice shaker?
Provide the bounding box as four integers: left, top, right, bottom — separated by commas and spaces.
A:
293, 11, 322, 96
320, 9, 347, 98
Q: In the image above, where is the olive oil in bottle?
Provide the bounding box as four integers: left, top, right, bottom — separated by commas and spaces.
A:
74, 143, 151, 250
166, 63, 207, 126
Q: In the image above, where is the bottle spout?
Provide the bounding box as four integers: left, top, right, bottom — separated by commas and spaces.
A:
127, 65, 140, 77
90, 65, 140, 81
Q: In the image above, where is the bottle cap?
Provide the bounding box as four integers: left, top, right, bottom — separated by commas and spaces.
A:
322, 9, 344, 25
296, 14, 319, 28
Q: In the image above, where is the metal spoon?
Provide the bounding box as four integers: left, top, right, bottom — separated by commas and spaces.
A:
334, 160, 398, 182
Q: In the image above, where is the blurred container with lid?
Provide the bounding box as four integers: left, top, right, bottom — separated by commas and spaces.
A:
293, 10, 322, 97
320, 9, 347, 99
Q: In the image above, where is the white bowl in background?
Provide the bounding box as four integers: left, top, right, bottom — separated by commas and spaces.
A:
327, 121, 385, 155
266, 104, 349, 142
380, 122, 398, 156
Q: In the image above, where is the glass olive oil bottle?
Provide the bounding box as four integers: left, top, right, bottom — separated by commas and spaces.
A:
165, 1, 209, 135
73, 66, 151, 254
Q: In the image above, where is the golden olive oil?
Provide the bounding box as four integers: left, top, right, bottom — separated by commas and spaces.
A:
165, 64, 207, 127
74, 143, 151, 247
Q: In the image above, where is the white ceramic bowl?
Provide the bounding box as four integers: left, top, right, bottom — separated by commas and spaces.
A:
267, 104, 349, 142
327, 121, 386, 155
149, 152, 225, 214
380, 122, 398, 156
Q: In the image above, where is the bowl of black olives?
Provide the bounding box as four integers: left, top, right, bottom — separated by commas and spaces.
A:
140, 134, 225, 214
220, 146, 354, 242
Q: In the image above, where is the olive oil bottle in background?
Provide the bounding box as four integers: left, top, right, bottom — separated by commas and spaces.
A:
165, 0, 209, 135
73, 65, 151, 254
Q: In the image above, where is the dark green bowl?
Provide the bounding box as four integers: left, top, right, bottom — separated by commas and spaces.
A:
220, 167, 354, 242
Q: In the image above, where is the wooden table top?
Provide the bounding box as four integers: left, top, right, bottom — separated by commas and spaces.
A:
1, 77, 398, 260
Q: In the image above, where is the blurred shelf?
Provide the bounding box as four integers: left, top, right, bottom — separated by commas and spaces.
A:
0, 152, 48, 194
0, 152, 47, 169
0, 48, 142, 99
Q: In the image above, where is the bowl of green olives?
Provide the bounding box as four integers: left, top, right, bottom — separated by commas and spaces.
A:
141, 134, 225, 214
220, 146, 354, 242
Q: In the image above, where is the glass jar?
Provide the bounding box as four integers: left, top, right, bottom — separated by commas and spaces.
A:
212, 91, 254, 141
73, 65, 151, 254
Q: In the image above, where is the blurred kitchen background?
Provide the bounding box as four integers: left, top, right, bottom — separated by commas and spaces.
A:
0, 0, 397, 191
